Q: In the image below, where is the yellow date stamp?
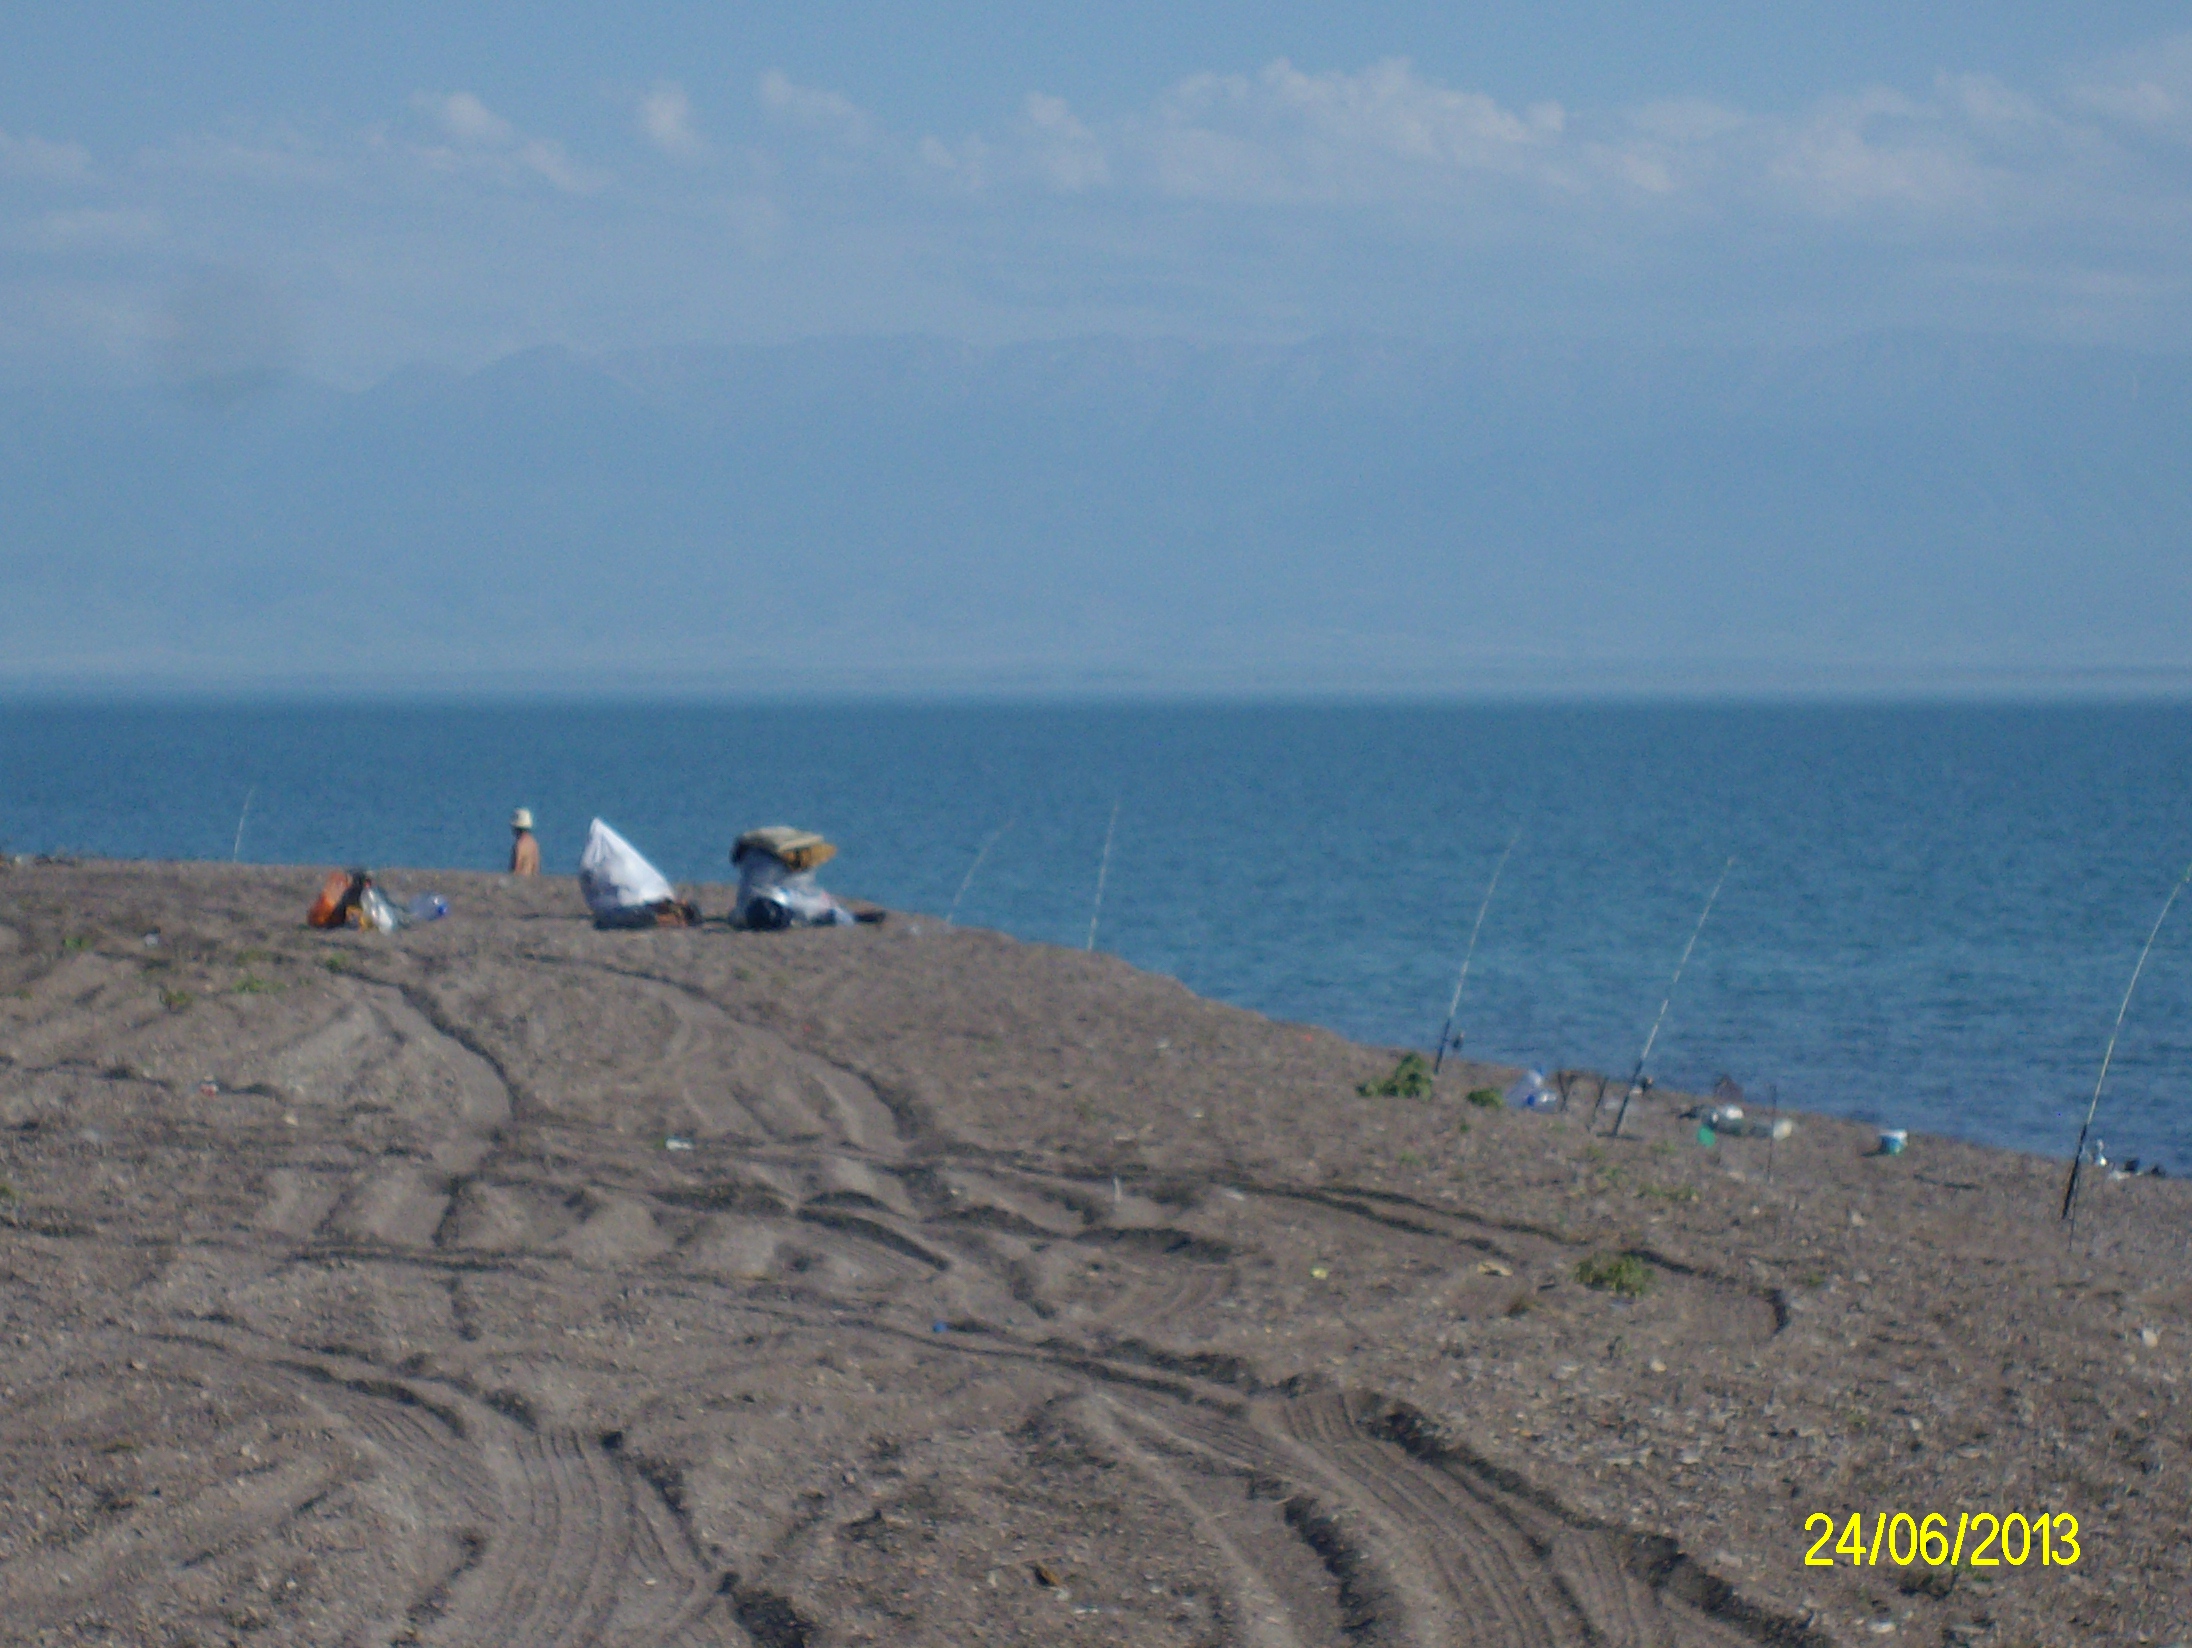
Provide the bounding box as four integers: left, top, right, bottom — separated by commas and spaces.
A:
1803, 1511, 2080, 1569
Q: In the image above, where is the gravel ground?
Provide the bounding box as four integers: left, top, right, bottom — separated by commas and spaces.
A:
0, 859, 2186, 1647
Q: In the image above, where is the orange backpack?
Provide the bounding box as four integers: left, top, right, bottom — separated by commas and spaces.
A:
306, 868, 352, 928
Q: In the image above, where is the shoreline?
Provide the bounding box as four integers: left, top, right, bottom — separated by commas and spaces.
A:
1, 851, 2130, 1175
1, 858, 2185, 1644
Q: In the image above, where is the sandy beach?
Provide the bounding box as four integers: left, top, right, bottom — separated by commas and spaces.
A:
0, 858, 2185, 1646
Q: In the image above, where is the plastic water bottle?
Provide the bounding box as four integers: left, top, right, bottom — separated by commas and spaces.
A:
408, 893, 449, 922
1505, 1069, 1554, 1109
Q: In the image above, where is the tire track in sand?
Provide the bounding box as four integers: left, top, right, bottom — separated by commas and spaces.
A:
1095, 1387, 1778, 1648
156, 1329, 740, 1647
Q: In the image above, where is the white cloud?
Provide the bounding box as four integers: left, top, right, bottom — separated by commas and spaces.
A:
1019, 94, 1109, 191
0, 128, 93, 183
639, 82, 706, 160
1762, 89, 1983, 213
917, 132, 990, 189
2073, 33, 2192, 142
759, 70, 872, 148
1137, 58, 1565, 204
18, 207, 161, 253
11, 38, 2192, 377
405, 92, 607, 193
1940, 73, 2052, 135
740, 47, 2188, 254
516, 138, 606, 194
135, 129, 339, 186
1628, 100, 1749, 146
427, 91, 514, 147
1255, 58, 1561, 163
1597, 147, 1676, 195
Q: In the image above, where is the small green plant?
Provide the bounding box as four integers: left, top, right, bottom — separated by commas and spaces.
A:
62, 935, 92, 953
233, 974, 275, 995
1641, 1184, 1699, 1204
1396, 1149, 1423, 1168
1464, 1087, 1503, 1109
1358, 1053, 1434, 1099
322, 954, 350, 973
159, 987, 194, 1014
1576, 1252, 1652, 1298
1799, 1270, 1827, 1290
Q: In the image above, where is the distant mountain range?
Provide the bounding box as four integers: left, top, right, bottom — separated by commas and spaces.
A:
4, 331, 2187, 695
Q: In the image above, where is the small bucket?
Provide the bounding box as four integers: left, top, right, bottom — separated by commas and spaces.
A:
1878, 1129, 1907, 1156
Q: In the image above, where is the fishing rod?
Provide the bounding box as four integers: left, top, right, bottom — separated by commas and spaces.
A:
1610, 855, 1735, 1137
231, 787, 255, 862
944, 816, 1015, 926
2062, 860, 2192, 1227
1432, 832, 1520, 1076
1085, 799, 1119, 952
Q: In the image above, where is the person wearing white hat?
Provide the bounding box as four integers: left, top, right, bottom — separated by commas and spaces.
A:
509, 808, 540, 876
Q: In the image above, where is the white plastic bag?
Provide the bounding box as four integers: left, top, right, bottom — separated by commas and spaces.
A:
359, 885, 407, 932
578, 818, 675, 918
1505, 1069, 1558, 1110
736, 854, 846, 928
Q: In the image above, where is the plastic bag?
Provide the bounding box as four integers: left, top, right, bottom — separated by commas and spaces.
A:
735, 853, 845, 929
359, 885, 407, 932
1505, 1069, 1558, 1110
578, 818, 676, 918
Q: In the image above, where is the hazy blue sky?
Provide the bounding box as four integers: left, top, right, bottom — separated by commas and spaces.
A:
4, 8, 2191, 695
5, 5, 2191, 386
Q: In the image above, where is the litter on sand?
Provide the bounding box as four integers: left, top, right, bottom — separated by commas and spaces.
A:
1505, 1070, 1560, 1110
580, 819, 699, 928
732, 827, 882, 931
307, 868, 383, 930
1681, 1095, 1794, 1140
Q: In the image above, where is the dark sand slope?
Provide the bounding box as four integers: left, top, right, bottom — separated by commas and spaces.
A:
0, 862, 2186, 1647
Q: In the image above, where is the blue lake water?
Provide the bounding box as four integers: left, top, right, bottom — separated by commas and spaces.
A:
5, 699, 2191, 1170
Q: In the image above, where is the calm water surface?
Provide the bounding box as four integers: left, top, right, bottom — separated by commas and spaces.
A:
5, 700, 2190, 1169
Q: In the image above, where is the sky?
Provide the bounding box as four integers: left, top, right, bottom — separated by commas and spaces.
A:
4, 5, 2192, 387
3, 6, 2191, 696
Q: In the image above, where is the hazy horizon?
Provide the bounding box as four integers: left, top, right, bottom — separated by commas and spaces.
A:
5, 7, 2189, 694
